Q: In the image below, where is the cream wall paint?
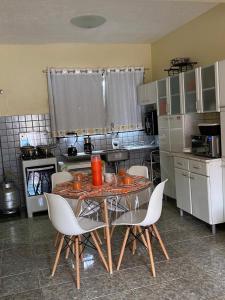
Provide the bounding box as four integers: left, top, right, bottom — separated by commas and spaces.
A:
151, 4, 225, 80
0, 43, 151, 116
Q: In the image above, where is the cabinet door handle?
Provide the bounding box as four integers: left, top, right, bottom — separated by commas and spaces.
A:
182, 173, 187, 177
190, 176, 194, 180
177, 162, 183, 166
193, 166, 200, 169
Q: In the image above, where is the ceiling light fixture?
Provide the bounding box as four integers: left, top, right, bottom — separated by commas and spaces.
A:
70, 15, 106, 29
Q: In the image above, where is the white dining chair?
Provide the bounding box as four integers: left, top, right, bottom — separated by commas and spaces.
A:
109, 165, 150, 239
108, 165, 149, 214
51, 171, 102, 247
112, 180, 169, 277
127, 165, 149, 179
44, 193, 108, 289
52, 171, 100, 216
127, 165, 150, 209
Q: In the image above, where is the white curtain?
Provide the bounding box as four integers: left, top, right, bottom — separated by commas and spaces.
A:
105, 69, 143, 131
47, 69, 105, 136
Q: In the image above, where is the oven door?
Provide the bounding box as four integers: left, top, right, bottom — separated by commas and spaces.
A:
25, 164, 56, 197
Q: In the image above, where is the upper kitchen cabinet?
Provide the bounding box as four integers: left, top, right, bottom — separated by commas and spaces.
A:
168, 74, 183, 115
157, 78, 169, 116
137, 81, 157, 105
182, 68, 200, 114
218, 59, 225, 108
199, 62, 219, 112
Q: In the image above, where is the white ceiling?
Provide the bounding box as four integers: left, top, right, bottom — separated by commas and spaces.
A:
0, 0, 219, 44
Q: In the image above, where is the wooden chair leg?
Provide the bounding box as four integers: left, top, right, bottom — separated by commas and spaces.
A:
78, 235, 83, 261
152, 224, 169, 260
75, 236, 80, 289
145, 228, 156, 277
91, 232, 109, 272
117, 227, 130, 270
52, 234, 64, 276
65, 235, 73, 259
137, 225, 147, 248
110, 225, 116, 239
94, 230, 103, 245
132, 226, 137, 255
54, 232, 60, 247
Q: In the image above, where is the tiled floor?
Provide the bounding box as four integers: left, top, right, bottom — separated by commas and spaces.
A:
1, 199, 225, 299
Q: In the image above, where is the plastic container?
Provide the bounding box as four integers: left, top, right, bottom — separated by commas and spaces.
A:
91, 155, 102, 186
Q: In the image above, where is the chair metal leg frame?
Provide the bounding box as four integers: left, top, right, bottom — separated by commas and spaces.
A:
116, 224, 169, 276
76, 233, 109, 272
65, 235, 73, 259
52, 233, 108, 289
107, 196, 129, 213
78, 200, 100, 217
94, 230, 103, 245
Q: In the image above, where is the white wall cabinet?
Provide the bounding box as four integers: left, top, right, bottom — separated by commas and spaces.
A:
157, 61, 223, 115
181, 68, 200, 113
174, 155, 223, 233
157, 78, 169, 116
168, 74, 183, 115
220, 110, 225, 157
199, 62, 220, 113
137, 81, 157, 105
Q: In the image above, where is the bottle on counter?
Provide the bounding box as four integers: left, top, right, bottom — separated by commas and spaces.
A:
91, 154, 102, 186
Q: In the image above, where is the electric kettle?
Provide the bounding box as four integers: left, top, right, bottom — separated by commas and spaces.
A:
84, 136, 94, 154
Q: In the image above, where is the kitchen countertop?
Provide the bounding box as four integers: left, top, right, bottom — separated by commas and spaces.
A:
172, 152, 222, 163
62, 144, 159, 161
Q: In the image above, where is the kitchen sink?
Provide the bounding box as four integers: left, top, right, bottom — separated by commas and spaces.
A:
101, 149, 129, 163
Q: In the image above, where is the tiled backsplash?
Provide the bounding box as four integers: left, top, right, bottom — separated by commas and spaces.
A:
0, 113, 155, 209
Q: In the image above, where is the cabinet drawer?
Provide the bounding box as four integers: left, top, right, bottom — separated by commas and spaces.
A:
189, 160, 208, 176
174, 157, 189, 170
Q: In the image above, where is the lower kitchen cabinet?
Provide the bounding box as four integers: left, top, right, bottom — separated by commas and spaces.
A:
190, 173, 210, 223
175, 168, 191, 214
160, 151, 175, 199
174, 155, 223, 233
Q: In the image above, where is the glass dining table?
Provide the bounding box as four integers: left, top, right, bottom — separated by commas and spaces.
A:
53, 173, 153, 274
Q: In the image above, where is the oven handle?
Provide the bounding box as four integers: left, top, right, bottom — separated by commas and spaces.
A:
27, 166, 55, 172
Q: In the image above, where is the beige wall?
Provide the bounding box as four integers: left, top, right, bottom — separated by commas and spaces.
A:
151, 4, 225, 80
0, 43, 151, 116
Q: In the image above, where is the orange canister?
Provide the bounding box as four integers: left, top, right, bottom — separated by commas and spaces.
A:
91, 155, 102, 186
73, 181, 82, 190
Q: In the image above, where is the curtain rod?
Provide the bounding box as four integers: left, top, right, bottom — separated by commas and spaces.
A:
42, 66, 150, 74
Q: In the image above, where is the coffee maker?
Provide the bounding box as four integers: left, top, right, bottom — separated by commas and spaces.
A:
84, 136, 94, 154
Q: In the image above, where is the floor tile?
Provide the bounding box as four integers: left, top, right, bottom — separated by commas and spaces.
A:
82, 273, 129, 299
1, 198, 225, 299
42, 282, 88, 300
0, 289, 44, 300
38, 265, 74, 288
92, 290, 136, 300
0, 272, 39, 298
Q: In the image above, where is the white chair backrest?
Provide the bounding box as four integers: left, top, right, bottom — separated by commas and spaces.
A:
44, 193, 85, 236
139, 179, 167, 227
127, 166, 149, 208
51, 171, 73, 190
127, 165, 149, 179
